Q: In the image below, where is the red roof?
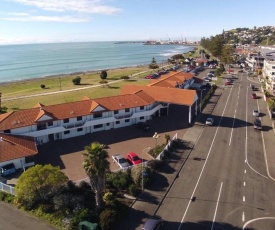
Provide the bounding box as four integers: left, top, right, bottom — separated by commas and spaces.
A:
0, 134, 38, 162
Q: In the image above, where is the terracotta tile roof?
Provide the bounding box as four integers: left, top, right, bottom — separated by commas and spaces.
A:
148, 71, 194, 88
93, 94, 149, 110
121, 85, 197, 106
0, 134, 38, 162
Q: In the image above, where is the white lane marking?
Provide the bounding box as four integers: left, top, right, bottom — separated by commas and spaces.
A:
243, 181, 246, 187
210, 182, 223, 230
177, 83, 234, 230
243, 217, 275, 229
242, 212, 245, 222
245, 86, 268, 179
244, 169, 246, 174
229, 85, 240, 146
243, 196, 245, 202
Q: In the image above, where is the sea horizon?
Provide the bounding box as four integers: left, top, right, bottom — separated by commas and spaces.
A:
0, 41, 195, 84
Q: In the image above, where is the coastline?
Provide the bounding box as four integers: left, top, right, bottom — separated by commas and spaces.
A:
0, 63, 149, 87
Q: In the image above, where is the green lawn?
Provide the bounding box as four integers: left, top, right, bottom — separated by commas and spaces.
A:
1, 66, 153, 111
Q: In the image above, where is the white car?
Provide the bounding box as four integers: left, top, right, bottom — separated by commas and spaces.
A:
112, 154, 130, 168
253, 109, 259, 116
205, 117, 214, 125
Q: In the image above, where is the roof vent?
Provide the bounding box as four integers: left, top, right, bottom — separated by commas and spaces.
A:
0, 137, 3, 141
70, 111, 74, 114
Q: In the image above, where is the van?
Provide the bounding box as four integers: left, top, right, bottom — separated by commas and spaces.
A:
0, 163, 16, 177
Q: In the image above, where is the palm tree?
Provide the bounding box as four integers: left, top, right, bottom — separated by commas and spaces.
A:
83, 142, 110, 211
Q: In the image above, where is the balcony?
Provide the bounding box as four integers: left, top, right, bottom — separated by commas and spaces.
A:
63, 121, 86, 129
114, 112, 134, 120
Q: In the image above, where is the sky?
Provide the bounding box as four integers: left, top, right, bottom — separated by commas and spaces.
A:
0, 0, 275, 45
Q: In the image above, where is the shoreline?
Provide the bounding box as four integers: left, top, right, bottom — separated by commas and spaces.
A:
0, 63, 150, 86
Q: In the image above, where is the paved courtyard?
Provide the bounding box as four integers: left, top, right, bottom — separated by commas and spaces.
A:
35, 104, 191, 182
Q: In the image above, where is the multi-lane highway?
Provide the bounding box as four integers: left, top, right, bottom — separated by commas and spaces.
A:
156, 71, 275, 230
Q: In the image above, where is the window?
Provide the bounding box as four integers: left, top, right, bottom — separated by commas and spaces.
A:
106, 123, 110, 126
93, 113, 102, 119
64, 130, 70, 135
37, 123, 47, 130
125, 108, 130, 112
77, 116, 82, 121
140, 106, 144, 110
63, 118, 69, 123
94, 124, 103, 129
48, 121, 53, 126
140, 116, 144, 120
4, 129, 11, 133
125, 119, 130, 123
77, 128, 83, 132
114, 110, 119, 114
116, 121, 120, 124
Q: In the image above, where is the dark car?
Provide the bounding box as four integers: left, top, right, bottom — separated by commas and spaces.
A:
137, 122, 150, 131
142, 216, 163, 230
0, 163, 16, 177
254, 118, 262, 130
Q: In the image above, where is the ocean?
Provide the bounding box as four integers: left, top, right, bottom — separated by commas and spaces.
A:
0, 41, 195, 83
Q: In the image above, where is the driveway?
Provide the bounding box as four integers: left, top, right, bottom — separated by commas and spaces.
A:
35, 104, 190, 182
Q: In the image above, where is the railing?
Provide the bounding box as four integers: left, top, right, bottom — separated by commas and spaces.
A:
63, 121, 85, 129
114, 112, 134, 120
0, 182, 16, 196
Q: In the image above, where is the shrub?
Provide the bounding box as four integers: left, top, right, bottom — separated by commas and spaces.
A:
99, 208, 118, 230
72, 76, 81, 85
147, 159, 165, 170
69, 208, 98, 230
40, 84, 46, 89
100, 70, 108, 80
120, 76, 130, 80
128, 184, 138, 197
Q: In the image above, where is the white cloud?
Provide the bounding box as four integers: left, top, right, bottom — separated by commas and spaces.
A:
2, 15, 89, 22
11, 0, 122, 14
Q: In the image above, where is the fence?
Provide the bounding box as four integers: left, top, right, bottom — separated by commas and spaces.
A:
0, 182, 16, 196
156, 133, 178, 160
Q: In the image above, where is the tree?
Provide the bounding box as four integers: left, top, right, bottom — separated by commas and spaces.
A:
100, 70, 108, 80
72, 76, 81, 85
15, 164, 68, 209
267, 97, 275, 111
83, 142, 110, 211
220, 45, 235, 68
149, 57, 159, 69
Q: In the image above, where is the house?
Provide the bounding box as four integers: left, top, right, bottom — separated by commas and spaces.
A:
0, 134, 37, 170
0, 71, 200, 168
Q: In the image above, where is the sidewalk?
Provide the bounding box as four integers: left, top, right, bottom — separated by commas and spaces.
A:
117, 87, 224, 229
117, 79, 275, 229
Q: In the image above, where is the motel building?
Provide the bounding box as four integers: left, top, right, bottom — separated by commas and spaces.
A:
0, 71, 203, 169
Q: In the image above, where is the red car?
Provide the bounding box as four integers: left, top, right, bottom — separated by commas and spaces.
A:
252, 93, 257, 99
126, 152, 142, 165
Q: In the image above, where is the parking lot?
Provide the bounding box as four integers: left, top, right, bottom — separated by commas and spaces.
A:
35, 104, 190, 182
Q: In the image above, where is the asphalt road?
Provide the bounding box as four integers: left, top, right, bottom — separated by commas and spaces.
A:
0, 202, 57, 230
153, 71, 275, 230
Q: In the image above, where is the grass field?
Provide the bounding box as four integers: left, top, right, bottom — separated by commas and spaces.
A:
0, 65, 159, 111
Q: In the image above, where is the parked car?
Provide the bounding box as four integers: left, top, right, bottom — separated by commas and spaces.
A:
112, 154, 130, 168
126, 152, 142, 165
0, 163, 16, 177
250, 84, 255, 91
205, 117, 214, 125
253, 109, 259, 116
0, 176, 7, 184
251, 93, 257, 99
254, 118, 262, 130
225, 80, 231, 85
142, 216, 164, 230
137, 122, 150, 131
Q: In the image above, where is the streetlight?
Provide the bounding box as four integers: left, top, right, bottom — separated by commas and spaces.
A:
200, 89, 206, 112
153, 132, 160, 148
141, 147, 151, 191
